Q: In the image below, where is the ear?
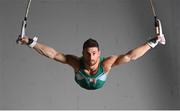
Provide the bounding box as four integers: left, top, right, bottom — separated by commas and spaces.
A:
82, 50, 84, 55
82, 49, 86, 56
98, 50, 101, 57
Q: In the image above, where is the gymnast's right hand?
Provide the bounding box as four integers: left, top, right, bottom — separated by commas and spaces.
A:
16, 35, 29, 45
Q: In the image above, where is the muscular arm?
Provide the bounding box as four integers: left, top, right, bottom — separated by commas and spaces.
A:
105, 43, 151, 68
34, 43, 80, 69
115, 43, 151, 64
33, 43, 65, 62
19, 36, 80, 70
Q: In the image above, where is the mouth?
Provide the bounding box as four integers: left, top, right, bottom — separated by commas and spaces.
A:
89, 60, 96, 65
84, 58, 96, 66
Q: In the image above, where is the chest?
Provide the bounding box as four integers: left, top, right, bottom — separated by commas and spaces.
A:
75, 70, 108, 90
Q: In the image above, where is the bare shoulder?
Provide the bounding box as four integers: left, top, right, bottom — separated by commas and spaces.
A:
65, 54, 81, 71
102, 55, 118, 72
66, 54, 80, 61
103, 55, 118, 63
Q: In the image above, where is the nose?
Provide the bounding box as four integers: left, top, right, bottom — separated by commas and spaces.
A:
90, 54, 94, 60
88, 54, 93, 61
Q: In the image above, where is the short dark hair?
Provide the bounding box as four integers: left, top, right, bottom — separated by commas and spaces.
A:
83, 38, 99, 50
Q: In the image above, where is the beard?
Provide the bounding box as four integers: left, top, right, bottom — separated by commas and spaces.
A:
89, 60, 96, 66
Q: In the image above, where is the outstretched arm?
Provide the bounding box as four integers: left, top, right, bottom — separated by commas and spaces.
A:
104, 35, 165, 68
33, 43, 66, 62
112, 43, 151, 66
18, 36, 80, 70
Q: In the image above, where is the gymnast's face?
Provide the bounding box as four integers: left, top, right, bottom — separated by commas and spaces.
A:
83, 47, 100, 66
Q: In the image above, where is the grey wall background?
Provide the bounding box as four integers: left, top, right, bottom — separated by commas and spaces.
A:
0, 0, 180, 110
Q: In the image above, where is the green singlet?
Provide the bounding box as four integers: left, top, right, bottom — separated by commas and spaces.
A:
75, 56, 108, 90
